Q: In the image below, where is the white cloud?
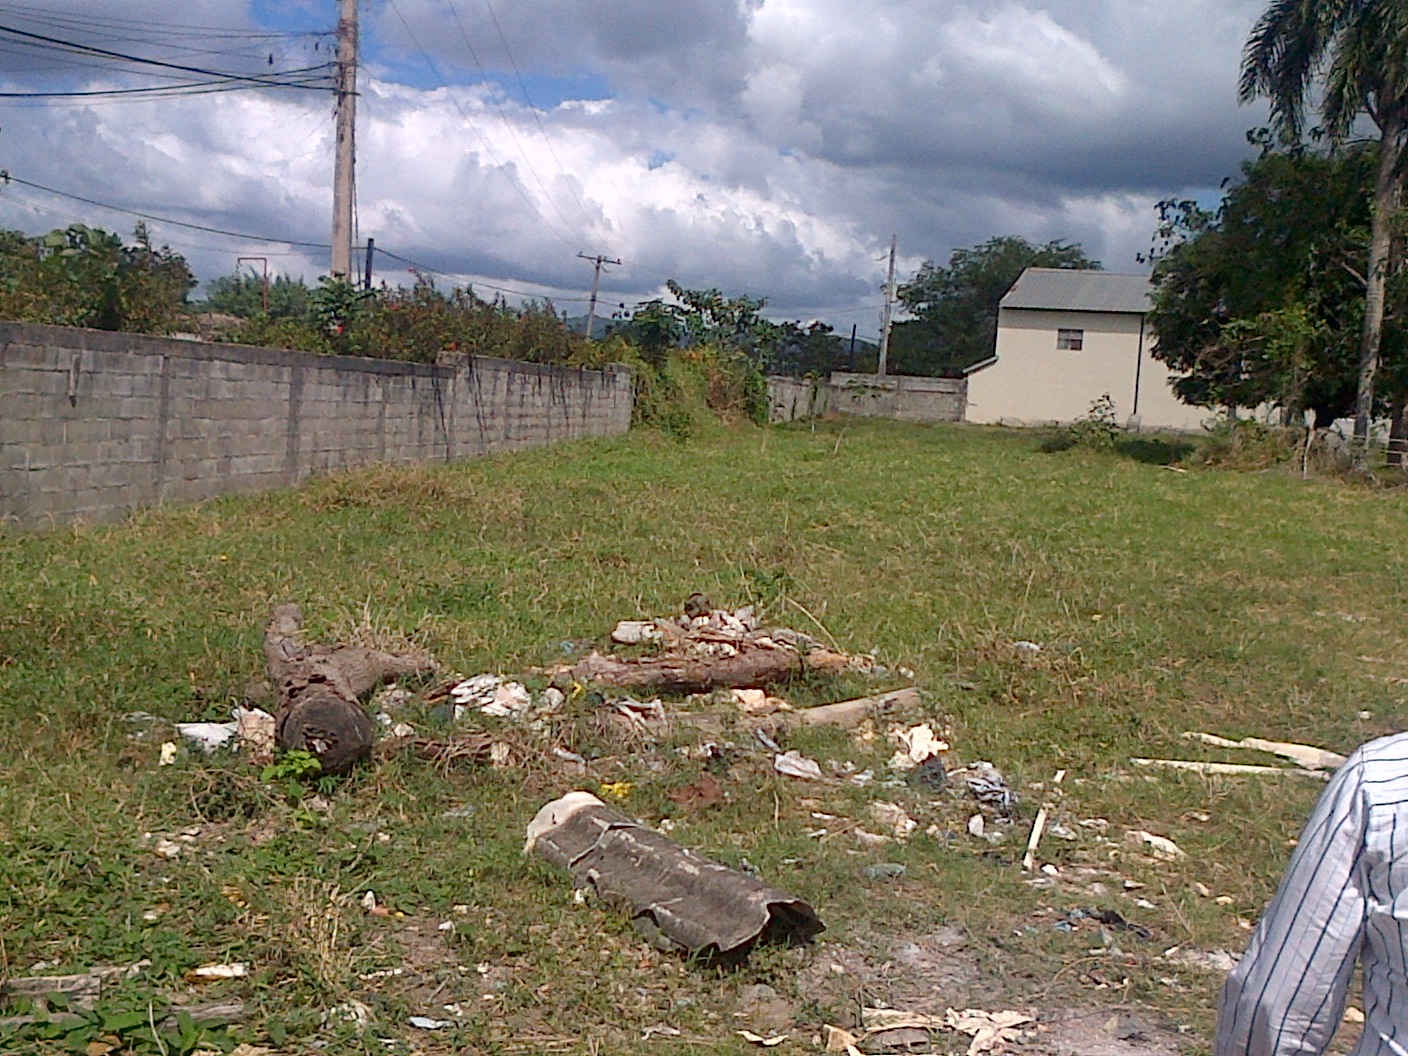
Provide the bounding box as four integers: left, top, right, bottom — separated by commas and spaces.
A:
0, 0, 1277, 333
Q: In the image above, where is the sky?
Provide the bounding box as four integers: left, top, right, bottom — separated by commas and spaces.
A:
0, 0, 1273, 338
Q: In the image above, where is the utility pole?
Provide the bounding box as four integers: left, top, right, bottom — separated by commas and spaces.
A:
876, 234, 896, 378
330, 0, 358, 279
578, 252, 621, 340
363, 236, 375, 290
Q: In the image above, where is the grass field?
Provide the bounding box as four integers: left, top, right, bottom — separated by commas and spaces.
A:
3, 418, 1405, 1055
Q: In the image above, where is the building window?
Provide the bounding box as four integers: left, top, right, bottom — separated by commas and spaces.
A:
1057, 328, 1084, 350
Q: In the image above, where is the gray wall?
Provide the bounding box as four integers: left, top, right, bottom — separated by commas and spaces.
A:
767, 372, 965, 424
1, 322, 633, 523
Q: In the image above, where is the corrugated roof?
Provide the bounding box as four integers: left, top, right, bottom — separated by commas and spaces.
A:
999, 267, 1151, 314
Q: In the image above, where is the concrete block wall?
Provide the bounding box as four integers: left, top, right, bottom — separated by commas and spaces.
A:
766, 376, 832, 423
766, 372, 965, 424
0, 322, 633, 523
827, 372, 966, 422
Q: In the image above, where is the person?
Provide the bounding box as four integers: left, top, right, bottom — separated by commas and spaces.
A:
1213, 732, 1408, 1056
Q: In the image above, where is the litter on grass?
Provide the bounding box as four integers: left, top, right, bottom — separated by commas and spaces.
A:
965, 762, 1016, 812
1182, 731, 1346, 771
1126, 830, 1187, 861
1132, 757, 1330, 780
525, 791, 823, 964
185, 963, 249, 983
887, 722, 948, 771
774, 750, 823, 780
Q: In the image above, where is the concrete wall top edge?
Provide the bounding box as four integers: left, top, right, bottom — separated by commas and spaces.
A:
0, 321, 629, 385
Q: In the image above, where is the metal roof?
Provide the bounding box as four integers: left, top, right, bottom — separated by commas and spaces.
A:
999, 267, 1151, 314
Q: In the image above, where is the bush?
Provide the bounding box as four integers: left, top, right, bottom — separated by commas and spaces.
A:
1070, 392, 1120, 449
1197, 416, 1298, 469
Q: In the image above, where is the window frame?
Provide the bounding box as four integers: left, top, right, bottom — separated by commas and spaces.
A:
1056, 328, 1084, 351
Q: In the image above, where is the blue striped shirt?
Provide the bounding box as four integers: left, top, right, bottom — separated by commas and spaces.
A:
1215, 732, 1408, 1056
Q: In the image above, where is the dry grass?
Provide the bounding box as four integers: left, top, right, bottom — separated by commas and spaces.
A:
2, 419, 1405, 1054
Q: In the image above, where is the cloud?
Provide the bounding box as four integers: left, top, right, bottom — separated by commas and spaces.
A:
0, 0, 1278, 334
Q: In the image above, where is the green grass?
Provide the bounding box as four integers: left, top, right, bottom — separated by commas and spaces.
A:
3, 418, 1405, 1054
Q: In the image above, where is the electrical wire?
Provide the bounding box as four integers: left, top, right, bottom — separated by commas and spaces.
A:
0, 2, 326, 40
381, 0, 579, 251
0, 23, 335, 91
374, 246, 594, 302
0, 172, 596, 303
479, 0, 596, 232
440, 0, 586, 243
0, 174, 332, 248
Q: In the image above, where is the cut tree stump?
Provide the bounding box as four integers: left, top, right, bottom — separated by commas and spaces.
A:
264, 604, 435, 775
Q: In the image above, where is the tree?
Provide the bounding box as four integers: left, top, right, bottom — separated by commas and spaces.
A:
895, 236, 1100, 376
0, 223, 194, 332
1240, 0, 1408, 443
203, 272, 313, 320
1148, 142, 1381, 427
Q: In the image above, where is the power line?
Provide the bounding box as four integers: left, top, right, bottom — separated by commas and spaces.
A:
0, 2, 328, 41
374, 247, 595, 303
0, 68, 333, 100
0, 172, 598, 303
381, 0, 579, 251
0, 22, 335, 91
0, 173, 332, 248
440, 0, 587, 241
480, 0, 595, 231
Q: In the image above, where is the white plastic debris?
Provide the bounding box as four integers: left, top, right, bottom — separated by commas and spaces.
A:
482, 682, 532, 718
611, 620, 663, 645
153, 838, 182, 859
1126, 830, 1187, 860
967, 814, 985, 838
870, 801, 918, 840
174, 721, 238, 753
185, 962, 248, 982
887, 723, 949, 771
1013, 641, 1043, 656
737, 1030, 788, 1046
324, 1001, 372, 1027
774, 750, 823, 780
158, 741, 178, 767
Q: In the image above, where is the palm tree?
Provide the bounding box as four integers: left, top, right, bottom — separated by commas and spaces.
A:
1241, 0, 1408, 443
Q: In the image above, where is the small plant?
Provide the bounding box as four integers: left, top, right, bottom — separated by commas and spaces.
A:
261, 749, 324, 802
1066, 392, 1121, 450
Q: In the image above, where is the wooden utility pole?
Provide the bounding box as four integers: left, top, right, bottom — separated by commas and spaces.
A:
876, 234, 896, 377
578, 252, 621, 339
331, 0, 358, 279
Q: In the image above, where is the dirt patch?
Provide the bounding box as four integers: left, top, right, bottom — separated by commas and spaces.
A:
1028, 1009, 1185, 1056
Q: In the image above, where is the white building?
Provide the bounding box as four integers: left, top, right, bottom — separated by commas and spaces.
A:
963, 268, 1206, 431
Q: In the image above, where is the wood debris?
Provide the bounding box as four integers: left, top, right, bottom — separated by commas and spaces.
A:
263, 603, 435, 774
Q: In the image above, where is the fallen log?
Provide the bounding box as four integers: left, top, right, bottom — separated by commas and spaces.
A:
264, 604, 435, 775
788, 687, 921, 728
570, 643, 854, 694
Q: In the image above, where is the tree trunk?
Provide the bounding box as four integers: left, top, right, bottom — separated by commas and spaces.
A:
1354, 118, 1404, 445
570, 644, 853, 694
264, 604, 435, 775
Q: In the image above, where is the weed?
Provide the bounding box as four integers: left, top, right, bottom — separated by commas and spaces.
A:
3, 419, 1407, 1052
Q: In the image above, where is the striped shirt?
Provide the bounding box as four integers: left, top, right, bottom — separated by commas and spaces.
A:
1214, 732, 1408, 1056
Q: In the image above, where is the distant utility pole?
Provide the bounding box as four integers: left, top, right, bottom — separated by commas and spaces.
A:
330, 0, 358, 279
578, 252, 621, 339
876, 234, 897, 378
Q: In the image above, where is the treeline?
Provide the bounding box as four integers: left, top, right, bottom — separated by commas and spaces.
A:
1147, 133, 1408, 436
